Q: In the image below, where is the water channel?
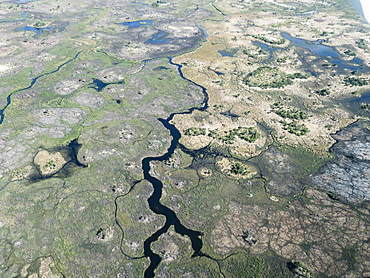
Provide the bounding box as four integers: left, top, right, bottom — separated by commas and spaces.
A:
139, 56, 209, 277
0, 51, 82, 125
281, 32, 366, 72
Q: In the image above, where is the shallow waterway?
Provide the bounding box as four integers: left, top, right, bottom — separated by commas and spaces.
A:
140, 57, 209, 277
0, 51, 82, 125
281, 32, 365, 72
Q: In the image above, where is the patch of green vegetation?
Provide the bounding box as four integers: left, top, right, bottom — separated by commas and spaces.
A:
351, 70, 362, 76
327, 192, 339, 201
184, 127, 206, 136
287, 261, 311, 277
44, 160, 57, 170
287, 72, 307, 79
34, 21, 46, 27
230, 162, 249, 175
243, 66, 306, 89
274, 145, 331, 182
271, 102, 308, 120
217, 251, 294, 278
0, 66, 33, 91
315, 89, 331, 96
242, 48, 268, 58
322, 63, 336, 67
43, 97, 76, 108
209, 129, 236, 144
281, 121, 309, 136
276, 57, 287, 63
361, 103, 370, 111
185, 126, 260, 144
213, 104, 224, 109
356, 39, 369, 50
226, 256, 265, 278
342, 247, 356, 270
235, 127, 260, 142
344, 49, 356, 56
37, 124, 83, 148
208, 127, 260, 144
251, 35, 286, 45
344, 76, 368, 86
273, 109, 308, 120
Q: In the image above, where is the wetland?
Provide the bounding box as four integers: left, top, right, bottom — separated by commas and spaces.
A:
0, 0, 370, 277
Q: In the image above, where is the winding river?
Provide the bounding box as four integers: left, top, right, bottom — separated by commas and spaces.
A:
0, 5, 215, 276
141, 58, 209, 277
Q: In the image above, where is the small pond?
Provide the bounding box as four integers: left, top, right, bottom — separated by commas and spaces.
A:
23, 26, 52, 34
218, 48, 238, 57
145, 31, 172, 44
121, 20, 153, 29
282, 32, 339, 58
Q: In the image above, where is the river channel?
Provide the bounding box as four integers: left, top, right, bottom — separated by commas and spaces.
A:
140, 57, 209, 277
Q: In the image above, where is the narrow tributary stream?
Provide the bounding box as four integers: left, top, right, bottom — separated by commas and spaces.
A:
0, 51, 82, 125
142, 59, 209, 277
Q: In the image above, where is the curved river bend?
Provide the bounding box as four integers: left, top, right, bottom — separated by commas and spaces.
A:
141, 57, 210, 277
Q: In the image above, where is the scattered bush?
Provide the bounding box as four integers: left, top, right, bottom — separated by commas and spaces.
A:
230, 162, 249, 175
244, 66, 306, 89
184, 127, 206, 136
274, 109, 308, 120
281, 121, 309, 136
344, 49, 356, 56
315, 89, 330, 96
361, 103, 370, 111
344, 76, 368, 86
252, 35, 286, 44
356, 39, 369, 50
186, 126, 260, 144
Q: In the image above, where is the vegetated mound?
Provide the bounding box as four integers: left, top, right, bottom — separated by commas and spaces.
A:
243, 66, 306, 88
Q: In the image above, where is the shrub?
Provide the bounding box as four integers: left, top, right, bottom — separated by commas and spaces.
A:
344, 76, 368, 86
315, 89, 330, 96
281, 121, 309, 136
184, 127, 206, 136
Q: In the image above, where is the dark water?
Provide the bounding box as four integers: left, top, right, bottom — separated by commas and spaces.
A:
253, 40, 279, 53
253, 40, 280, 61
141, 58, 209, 277
0, 52, 82, 125
121, 20, 154, 29
153, 66, 169, 71
23, 26, 52, 34
28, 139, 87, 182
218, 49, 237, 57
331, 58, 363, 71
145, 31, 172, 44
212, 69, 224, 75
88, 79, 124, 92
282, 32, 340, 58
0, 19, 25, 23
220, 110, 240, 118
282, 32, 365, 72
346, 91, 370, 112
142, 119, 204, 277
